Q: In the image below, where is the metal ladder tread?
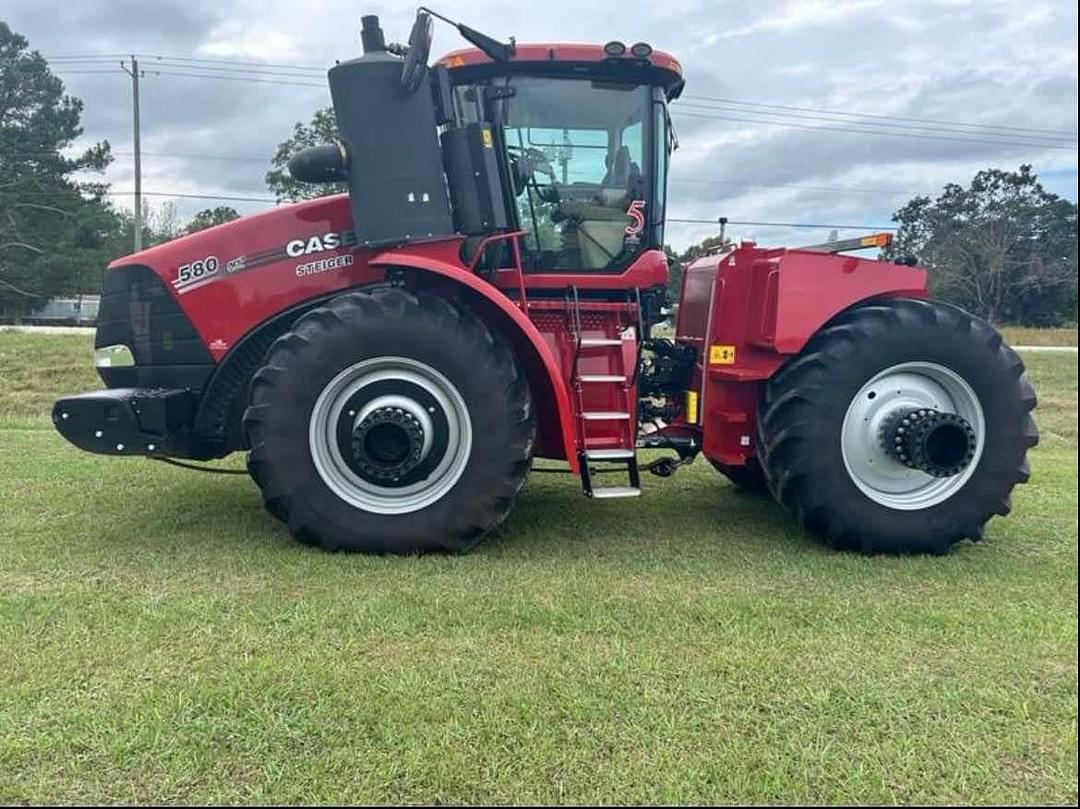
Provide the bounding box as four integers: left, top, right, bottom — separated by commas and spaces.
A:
579, 337, 623, 347
584, 448, 636, 460
579, 374, 626, 383
590, 486, 642, 499
582, 410, 631, 420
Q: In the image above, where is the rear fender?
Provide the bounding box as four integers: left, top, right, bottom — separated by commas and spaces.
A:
370, 246, 579, 472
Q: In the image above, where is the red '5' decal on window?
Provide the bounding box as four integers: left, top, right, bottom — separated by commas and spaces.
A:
625, 200, 646, 236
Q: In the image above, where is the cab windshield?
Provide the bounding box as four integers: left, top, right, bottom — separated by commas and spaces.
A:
458, 75, 667, 272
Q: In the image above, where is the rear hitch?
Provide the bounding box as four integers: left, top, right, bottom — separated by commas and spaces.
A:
645, 454, 695, 478
646, 456, 680, 477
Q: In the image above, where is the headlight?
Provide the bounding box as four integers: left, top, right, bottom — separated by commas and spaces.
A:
94, 344, 135, 367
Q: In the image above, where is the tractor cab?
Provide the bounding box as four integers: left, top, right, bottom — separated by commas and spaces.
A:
297, 11, 682, 275
437, 43, 682, 272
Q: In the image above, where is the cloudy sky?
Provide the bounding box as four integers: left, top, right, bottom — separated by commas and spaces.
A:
6, 0, 1078, 250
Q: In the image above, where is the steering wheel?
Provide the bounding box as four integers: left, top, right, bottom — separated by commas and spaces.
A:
400, 11, 433, 94
507, 145, 556, 196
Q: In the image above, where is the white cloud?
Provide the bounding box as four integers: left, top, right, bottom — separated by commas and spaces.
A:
198, 26, 298, 60
719, 0, 887, 39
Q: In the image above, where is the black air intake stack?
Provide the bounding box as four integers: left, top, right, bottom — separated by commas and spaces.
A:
326, 11, 453, 247
360, 15, 386, 54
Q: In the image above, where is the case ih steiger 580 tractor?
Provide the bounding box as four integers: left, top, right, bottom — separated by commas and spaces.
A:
54, 10, 1038, 555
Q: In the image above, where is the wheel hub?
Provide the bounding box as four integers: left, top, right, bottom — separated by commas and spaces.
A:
880, 407, 976, 478
351, 406, 425, 482
308, 357, 472, 515
840, 361, 986, 510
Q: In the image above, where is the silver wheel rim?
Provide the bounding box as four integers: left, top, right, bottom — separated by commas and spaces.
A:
841, 362, 985, 510
308, 357, 472, 515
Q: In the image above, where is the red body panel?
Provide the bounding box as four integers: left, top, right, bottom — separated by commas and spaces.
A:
109, 195, 385, 361
675, 243, 929, 466
111, 193, 665, 470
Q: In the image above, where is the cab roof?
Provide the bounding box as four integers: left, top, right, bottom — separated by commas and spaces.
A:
436, 43, 684, 98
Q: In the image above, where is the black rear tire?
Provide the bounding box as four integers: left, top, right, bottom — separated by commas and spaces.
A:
244, 288, 535, 554
710, 457, 770, 493
757, 298, 1038, 555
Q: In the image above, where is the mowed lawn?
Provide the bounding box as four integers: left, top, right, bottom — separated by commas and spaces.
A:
0, 332, 1076, 805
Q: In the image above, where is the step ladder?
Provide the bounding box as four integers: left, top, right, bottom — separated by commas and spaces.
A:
567, 289, 641, 499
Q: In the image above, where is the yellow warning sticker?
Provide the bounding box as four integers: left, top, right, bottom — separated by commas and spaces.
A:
481, 128, 493, 148
686, 390, 699, 423
709, 344, 736, 365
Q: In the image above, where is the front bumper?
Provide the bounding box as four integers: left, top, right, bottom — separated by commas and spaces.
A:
52, 388, 197, 457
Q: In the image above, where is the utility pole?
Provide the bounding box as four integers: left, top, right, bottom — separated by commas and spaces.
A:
120, 57, 143, 252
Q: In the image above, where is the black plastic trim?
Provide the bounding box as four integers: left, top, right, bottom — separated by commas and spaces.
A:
95, 264, 214, 390
52, 387, 214, 459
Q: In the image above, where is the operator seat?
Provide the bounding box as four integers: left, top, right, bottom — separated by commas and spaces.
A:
561, 145, 639, 268
602, 145, 632, 187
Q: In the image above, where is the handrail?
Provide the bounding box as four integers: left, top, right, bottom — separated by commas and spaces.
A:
466, 229, 529, 311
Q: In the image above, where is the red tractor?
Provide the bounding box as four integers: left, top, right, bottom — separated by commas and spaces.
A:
54, 10, 1038, 555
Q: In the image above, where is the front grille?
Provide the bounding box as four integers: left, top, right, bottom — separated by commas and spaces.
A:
95, 264, 214, 390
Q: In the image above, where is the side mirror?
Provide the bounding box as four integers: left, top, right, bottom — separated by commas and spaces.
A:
400, 11, 433, 93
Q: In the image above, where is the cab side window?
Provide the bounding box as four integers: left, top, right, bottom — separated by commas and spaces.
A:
500, 78, 651, 271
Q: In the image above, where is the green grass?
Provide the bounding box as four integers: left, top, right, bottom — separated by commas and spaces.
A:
999, 326, 1078, 347
1, 333, 1076, 804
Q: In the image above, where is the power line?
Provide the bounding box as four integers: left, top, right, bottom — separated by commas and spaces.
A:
678, 101, 1076, 147
33, 53, 130, 60
673, 110, 1079, 151
0, 148, 936, 203
141, 69, 326, 89
2, 149, 267, 163
140, 61, 330, 81
669, 177, 921, 196
0, 186, 899, 230
0, 189, 278, 203
678, 100, 1075, 146
132, 53, 325, 73
18, 52, 327, 72
119, 189, 278, 201
47, 69, 126, 75
683, 94, 1079, 138
668, 217, 896, 231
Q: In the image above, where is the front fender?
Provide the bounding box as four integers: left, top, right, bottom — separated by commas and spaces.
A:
771, 249, 929, 354
370, 246, 580, 472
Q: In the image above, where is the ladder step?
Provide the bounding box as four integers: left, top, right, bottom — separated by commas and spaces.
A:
582, 411, 631, 420
585, 448, 636, 460
579, 337, 622, 347
590, 486, 642, 499
579, 374, 626, 383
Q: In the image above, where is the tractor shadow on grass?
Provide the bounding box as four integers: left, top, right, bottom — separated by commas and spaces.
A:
112, 456, 820, 563
480, 469, 820, 561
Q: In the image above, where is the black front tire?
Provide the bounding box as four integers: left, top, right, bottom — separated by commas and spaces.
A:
244, 288, 535, 554
757, 298, 1038, 555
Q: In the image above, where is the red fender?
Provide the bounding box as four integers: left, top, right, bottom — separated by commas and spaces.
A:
369, 244, 580, 472
771, 248, 929, 353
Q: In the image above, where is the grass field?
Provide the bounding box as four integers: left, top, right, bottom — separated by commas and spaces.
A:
0, 332, 1076, 804
999, 326, 1078, 347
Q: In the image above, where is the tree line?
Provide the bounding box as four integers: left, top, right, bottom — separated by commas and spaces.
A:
2, 22, 1076, 327
0, 22, 238, 317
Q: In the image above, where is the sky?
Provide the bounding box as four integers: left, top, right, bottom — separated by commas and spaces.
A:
5, 0, 1078, 251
